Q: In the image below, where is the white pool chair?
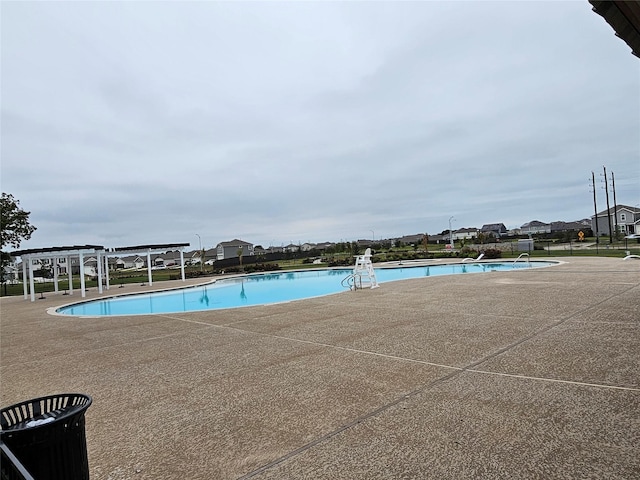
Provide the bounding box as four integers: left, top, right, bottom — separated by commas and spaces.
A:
462, 253, 485, 263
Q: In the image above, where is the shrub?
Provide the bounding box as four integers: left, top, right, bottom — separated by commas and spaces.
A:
482, 248, 502, 259
459, 246, 479, 258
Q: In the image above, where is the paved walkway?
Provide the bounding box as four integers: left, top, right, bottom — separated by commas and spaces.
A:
1, 257, 639, 479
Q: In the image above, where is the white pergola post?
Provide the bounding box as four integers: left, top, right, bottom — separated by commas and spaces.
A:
53, 257, 59, 293
97, 251, 104, 294
29, 259, 36, 302
104, 255, 110, 290
147, 251, 153, 286
22, 260, 28, 299
67, 256, 74, 295
180, 250, 186, 281
79, 252, 86, 298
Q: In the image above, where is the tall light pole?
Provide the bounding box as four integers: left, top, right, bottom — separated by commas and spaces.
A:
370, 230, 375, 243
602, 166, 613, 244
611, 171, 619, 238
449, 216, 455, 250
195, 234, 203, 272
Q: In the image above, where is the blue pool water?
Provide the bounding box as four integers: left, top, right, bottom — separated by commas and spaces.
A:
56, 261, 556, 316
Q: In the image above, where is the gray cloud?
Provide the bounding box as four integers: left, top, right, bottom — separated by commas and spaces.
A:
2, 1, 638, 250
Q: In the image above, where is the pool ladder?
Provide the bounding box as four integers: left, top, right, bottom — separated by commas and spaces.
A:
342, 273, 362, 290
513, 253, 531, 265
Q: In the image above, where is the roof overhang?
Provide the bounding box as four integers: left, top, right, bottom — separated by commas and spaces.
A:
104, 243, 190, 257
589, 0, 640, 58
11, 245, 105, 260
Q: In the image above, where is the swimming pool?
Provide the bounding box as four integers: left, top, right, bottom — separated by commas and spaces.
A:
54, 261, 557, 316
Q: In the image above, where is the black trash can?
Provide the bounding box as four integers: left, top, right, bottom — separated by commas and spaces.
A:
0, 393, 92, 480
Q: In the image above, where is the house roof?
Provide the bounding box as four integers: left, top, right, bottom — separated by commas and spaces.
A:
397, 234, 424, 243
521, 220, 549, 228
550, 221, 587, 231
217, 239, 253, 247
120, 255, 145, 262
592, 204, 640, 217
481, 223, 506, 231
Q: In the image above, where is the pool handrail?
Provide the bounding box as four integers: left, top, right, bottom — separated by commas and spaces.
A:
513, 253, 530, 265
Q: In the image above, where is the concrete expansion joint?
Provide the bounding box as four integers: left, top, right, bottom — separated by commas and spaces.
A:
235, 278, 640, 478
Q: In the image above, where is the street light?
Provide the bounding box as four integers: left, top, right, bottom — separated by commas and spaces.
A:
195, 234, 203, 272
449, 216, 455, 250
370, 230, 375, 243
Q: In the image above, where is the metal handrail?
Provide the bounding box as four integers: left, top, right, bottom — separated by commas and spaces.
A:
0, 441, 35, 480
343, 273, 369, 290
513, 253, 530, 265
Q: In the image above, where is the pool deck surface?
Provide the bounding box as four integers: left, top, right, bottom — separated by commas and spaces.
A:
1, 257, 639, 479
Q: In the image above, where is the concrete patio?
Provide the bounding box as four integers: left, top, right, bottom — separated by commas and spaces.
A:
1, 256, 638, 479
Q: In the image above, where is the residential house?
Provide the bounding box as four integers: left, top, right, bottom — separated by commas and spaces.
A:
550, 221, 587, 233
216, 239, 254, 260
120, 255, 146, 269
480, 223, 507, 237
150, 255, 166, 268
103, 257, 120, 270
428, 234, 446, 244
2, 260, 19, 283
591, 205, 640, 237
355, 239, 374, 248
158, 250, 184, 267
396, 234, 424, 245
69, 257, 99, 277
452, 228, 478, 241
520, 221, 551, 235
186, 250, 201, 265
284, 244, 300, 253
186, 248, 214, 265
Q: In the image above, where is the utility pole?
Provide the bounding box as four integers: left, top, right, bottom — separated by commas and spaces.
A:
602, 166, 613, 244
611, 171, 619, 239
591, 172, 599, 252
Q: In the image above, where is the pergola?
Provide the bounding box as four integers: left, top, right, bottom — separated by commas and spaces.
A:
11, 243, 190, 302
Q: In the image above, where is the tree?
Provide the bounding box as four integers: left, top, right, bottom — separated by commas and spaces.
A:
237, 247, 244, 271
1, 193, 37, 291
1, 193, 36, 250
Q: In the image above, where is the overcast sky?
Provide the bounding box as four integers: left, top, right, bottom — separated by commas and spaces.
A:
2, 1, 639, 251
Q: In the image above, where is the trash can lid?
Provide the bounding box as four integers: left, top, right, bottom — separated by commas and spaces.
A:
1, 394, 92, 432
